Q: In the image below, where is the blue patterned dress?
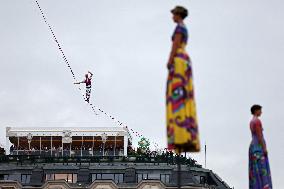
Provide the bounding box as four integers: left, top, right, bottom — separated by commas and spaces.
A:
249, 117, 272, 189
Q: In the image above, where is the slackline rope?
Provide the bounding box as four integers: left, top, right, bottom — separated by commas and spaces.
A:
34, 0, 159, 148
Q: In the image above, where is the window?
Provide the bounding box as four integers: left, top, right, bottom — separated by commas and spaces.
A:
160, 174, 170, 184
194, 175, 206, 184
45, 173, 77, 183
0, 174, 9, 180
21, 174, 31, 184
114, 174, 124, 183
5, 174, 21, 181
91, 174, 124, 183
200, 176, 206, 184
46, 174, 54, 181
136, 173, 148, 183
102, 174, 114, 180
148, 173, 160, 180
137, 173, 170, 183
96, 174, 102, 180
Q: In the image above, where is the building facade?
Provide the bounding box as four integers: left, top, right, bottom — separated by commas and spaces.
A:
0, 127, 231, 189
0, 155, 231, 189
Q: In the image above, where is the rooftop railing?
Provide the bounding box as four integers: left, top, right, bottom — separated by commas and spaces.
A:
9, 149, 124, 157
0, 153, 202, 168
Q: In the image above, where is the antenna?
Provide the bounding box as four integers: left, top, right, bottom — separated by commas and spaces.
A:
205, 142, 207, 168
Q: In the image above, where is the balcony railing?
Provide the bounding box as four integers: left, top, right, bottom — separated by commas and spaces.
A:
9, 149, 124, 157
0, 153, 202, 168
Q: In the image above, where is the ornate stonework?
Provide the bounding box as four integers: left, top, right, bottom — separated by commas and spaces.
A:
0, 180, 207, 189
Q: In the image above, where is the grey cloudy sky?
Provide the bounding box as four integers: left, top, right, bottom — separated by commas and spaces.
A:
0, 0, 284, 188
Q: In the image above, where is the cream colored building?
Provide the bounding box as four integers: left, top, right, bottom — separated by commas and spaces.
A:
0, 180, 208, 189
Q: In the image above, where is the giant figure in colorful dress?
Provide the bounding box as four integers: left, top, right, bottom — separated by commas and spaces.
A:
166, 6, 200, 153
249, 105, 272, 189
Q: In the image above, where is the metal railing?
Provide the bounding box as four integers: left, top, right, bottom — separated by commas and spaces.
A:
0, 154, 202, 168
9, 149, 124, 157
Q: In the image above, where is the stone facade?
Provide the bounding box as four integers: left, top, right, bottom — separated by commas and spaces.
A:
0, 180, 207, 189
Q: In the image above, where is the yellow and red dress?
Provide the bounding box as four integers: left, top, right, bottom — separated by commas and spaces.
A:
166, 23, 200, 152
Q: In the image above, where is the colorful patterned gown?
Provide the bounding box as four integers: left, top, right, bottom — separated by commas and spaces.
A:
249, 117, 272, 189
166, 23, 200, 153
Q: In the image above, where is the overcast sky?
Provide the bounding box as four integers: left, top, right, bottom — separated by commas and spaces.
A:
1, 0, 284, 188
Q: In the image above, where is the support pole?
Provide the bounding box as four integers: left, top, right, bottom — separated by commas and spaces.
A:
114, 135, 116, 156
177, 154, 181, 189
101, 133, 107, 157
92, 136, 94, 156
81, 136, 83, 157
123, 135, 128, 156
177, 148, 181, 189
6, 136, 10, 155
103, 142, 105, 156
17, 136, 19, 155
51, 136, 53, 156
61, 139, 63, 157
40, 136, 41, 155
205, 143, 207, 168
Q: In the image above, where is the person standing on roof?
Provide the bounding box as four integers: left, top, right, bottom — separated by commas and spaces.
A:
74, 71, 93, 103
